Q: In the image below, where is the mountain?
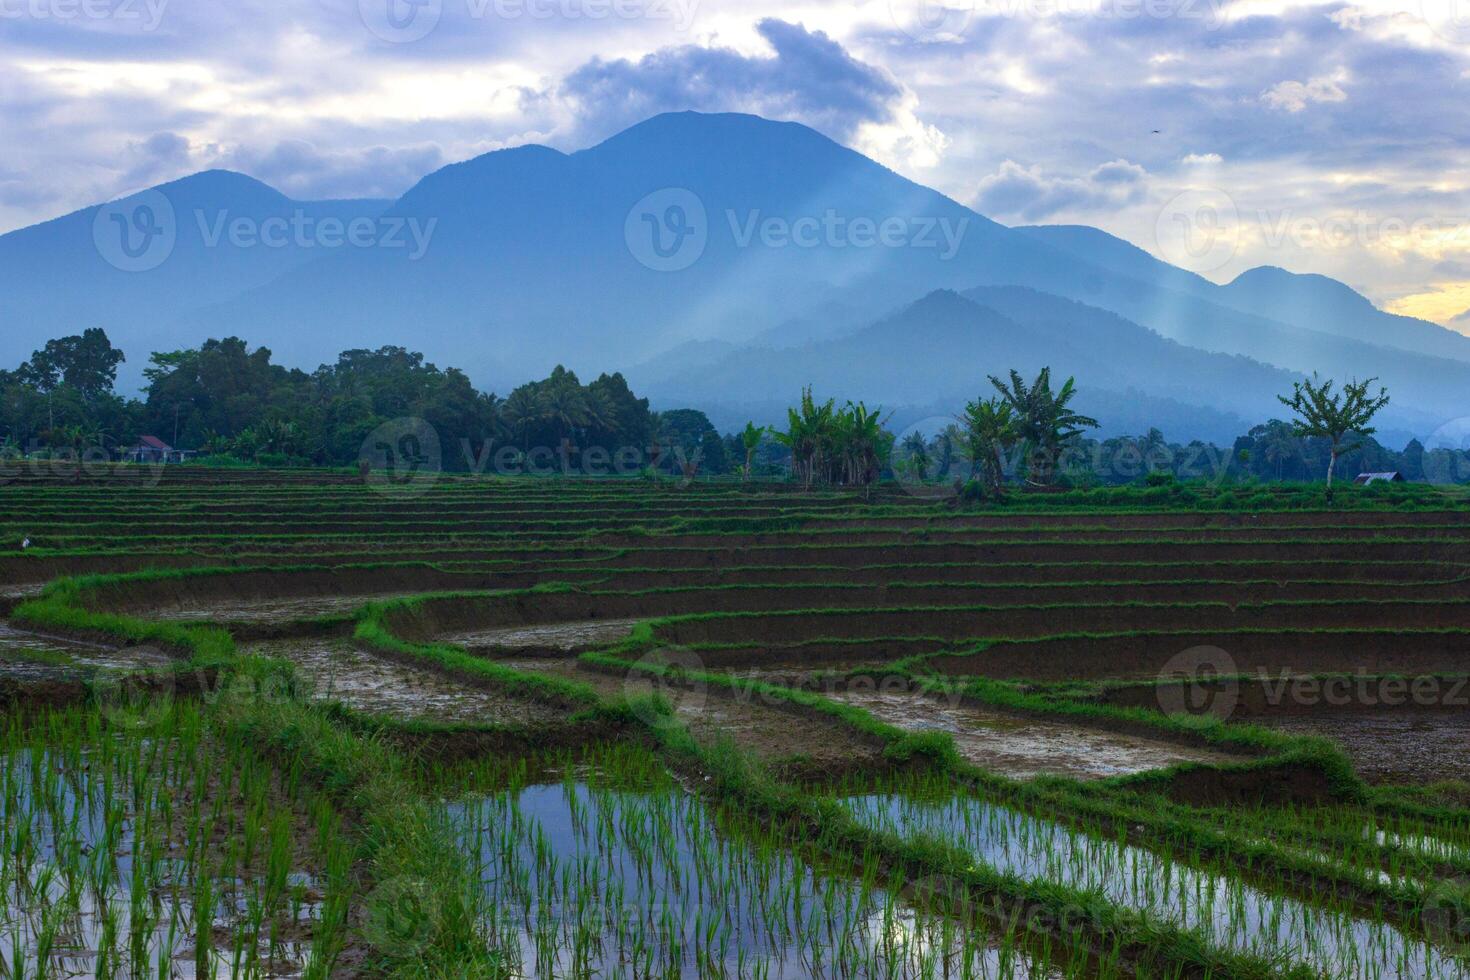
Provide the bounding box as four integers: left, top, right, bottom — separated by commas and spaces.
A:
0, 171, 389, 387
0, 111, 1465, 440
636, 288, 1306, 443
157, 112, 1074, 385
1017, 224, 1470, 365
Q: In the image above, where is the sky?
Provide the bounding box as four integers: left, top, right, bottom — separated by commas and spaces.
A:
3, 0, 1470, 329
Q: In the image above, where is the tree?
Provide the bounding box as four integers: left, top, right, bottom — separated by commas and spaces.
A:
1258, 420, 1301, 481
21, 329, 124, 403
1277, 375, 1390, 488
774, 387, 833, 489
739, 422, 766, 481
959, 396, 1018, 494
898, 431, 930, 482
988, 368, 1098, 486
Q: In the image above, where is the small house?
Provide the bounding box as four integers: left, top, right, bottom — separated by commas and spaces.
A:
1353, 471, 1404, 486
123, 436, 194, 465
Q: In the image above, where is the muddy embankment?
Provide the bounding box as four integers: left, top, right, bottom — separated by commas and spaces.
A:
800, 511, 1470, 531
514, 539, 1470, 569
650, 600, 1470, 647
928, 631, 1470, 681
368, 585, 1470, 648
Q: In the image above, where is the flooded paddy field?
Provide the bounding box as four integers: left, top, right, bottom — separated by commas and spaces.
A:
8, 476, 1470, 975
0, 704, 348, 978
244, 639, 566, 726
842, 789, 1463, 979
157, 595, 376, 625
0, 621, 173, 681
445, 618, 642, 653
438, 749, 1063, 979
832, 686, 1243, 780
495, 656, 884, 770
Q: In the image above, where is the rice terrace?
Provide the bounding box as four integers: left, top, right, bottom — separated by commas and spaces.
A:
4, 462, 1470, 978
8, 8, 1470, 974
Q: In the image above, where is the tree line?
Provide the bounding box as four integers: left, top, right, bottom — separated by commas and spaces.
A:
0, 330, 739, 475
3, 329, 1465, 488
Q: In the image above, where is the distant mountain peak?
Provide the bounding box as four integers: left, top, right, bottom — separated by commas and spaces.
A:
1228, 265, 1374, 309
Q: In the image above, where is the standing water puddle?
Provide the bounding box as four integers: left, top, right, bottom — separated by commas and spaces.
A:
446, 780, 1058, 978
157, 593, 413, 625
833, 688, 1240, 780
843, 793, 1466, 978
0, 621, 172, 679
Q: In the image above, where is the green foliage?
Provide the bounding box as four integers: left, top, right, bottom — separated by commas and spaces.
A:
774, 387, 891, 491
989, 367, 1099, 486
1278, 374, 1392, 486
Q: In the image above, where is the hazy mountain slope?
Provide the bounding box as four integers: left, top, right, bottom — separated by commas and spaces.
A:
639, 288, 1303, 441
0, 111, 1464, 439
1017, 224, 1470, 364
169, 112, 1079, 384
0, 171, 388, 385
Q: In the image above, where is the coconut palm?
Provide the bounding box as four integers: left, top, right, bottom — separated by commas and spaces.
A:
501, 387, 540, 451
899, 431, 930, 483
739, 422, 766, 481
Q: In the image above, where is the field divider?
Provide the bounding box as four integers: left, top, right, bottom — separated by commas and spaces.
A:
581, 631, 1328, 979
586, 625, 1470, 950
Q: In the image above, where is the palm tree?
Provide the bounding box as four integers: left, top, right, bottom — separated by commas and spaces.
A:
988, 368, 1098, 486
539, 383, 591, 449
739, 422, 766, 481
501, 387, 540, 451
899, 431, 930, 483
1259, 420, 1299, 480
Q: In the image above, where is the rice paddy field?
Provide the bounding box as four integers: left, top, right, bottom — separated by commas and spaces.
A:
3, 469, 1470, 977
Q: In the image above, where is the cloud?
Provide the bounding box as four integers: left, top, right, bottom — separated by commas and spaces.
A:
1182, 153, 1223, 165
214, 139, 446, 202
558, 19, 904, 144
973, 158, 1150, 222
1261, 73, 1349, 112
